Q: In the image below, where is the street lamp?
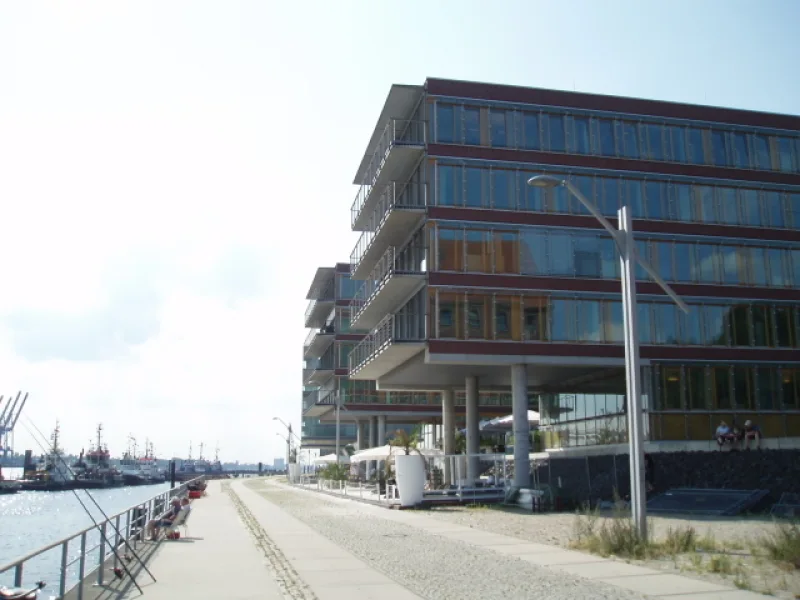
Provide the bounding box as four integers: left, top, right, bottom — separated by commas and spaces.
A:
273, 417, 295, 466
527, 174, 689, 539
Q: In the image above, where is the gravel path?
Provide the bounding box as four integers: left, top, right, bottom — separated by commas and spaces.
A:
244, 480, 649, 600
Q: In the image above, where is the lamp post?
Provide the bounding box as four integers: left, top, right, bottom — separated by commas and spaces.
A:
272, 417, 296, 466
527, 175, 690, 539
275, 432, 290, 470
334, 392, 341, 465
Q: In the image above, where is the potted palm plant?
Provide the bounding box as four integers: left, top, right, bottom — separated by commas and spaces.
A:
389, 429, 426, 507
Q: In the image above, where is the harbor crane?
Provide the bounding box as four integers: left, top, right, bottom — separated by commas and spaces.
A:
0, 391, 29, 456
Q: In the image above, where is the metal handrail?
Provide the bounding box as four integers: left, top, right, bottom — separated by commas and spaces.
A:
348, 314, 398, 374
351, 119, 427, 223
350, 182, 427, 270
0, 476, 205, 598
304, 281, 335, 322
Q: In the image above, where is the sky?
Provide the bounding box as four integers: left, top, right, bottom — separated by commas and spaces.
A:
0, 0, 798, 464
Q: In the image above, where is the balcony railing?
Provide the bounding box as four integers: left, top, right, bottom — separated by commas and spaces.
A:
303, 322, 335, 349
350, 245, 425, 325
350, 182, 427, 270
348, 313, 424, 375
351, 119, 427, 225
304, 281, 336, 327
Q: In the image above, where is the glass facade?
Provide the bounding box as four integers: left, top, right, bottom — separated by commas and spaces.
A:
433, 100, 800, 174
429, 287, 799, 348
435, 160, 800, 228
435, 221, 800, 288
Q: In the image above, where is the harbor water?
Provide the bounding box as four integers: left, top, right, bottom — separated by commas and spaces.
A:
1, 468, 171, 595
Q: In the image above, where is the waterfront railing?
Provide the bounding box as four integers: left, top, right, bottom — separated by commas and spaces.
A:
0, 476, 205, 599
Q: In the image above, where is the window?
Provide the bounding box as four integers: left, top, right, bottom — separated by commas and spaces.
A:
669, 126, 687, 162
600, 177, 620, 216
776, 137, 796, 173
438, 228, 464, 271
638, 304, 653, 344
764, 191, 785, 228
674, 242, 692, 282
598, 119, 616, 157
548, 233, 573, 275
577, 300, 601, 342
674, 184, 693, 221
338, 275, 358, 299
599, 236, 618, 279
718, 188, 739, 225
752, 134, 771, 170
520, 229, 547, 275
571, 117, 590, 155
491, 169, 514, 209
705, 305, 728, 345
621, 122, 639, 159
719, 246, 741, 285
654, 304, 678, 344
713, 367, 732, 409
733, 366, 754, 410
660, 367, 683, 410
645, 180, 666, 219
490, 110, 507, 147
463, 107, 480, 145
548, 114, 566, 152
523, 112, 540, 150
767, 248, 786, 287
694, 186, 716, 223
437, 165, 458, 206
603, 301, 623, 343
686, 367, 708, 409
728, 304, 751, 346
781, 369, 798, 409
749, 247, 767, 286
436, 104, 455, 143
740, 189, 761, 227
695, 244, 717, 283
646, 124, 664, 161
523, 296, 546, 341
438, 292, 463, 339
467, 294, 489, 339
752, 305, 774, 347
465, 230, 491, 272
679, 304, 702, 345
573, 234, 601, 277
732, 132, 750, 168
549, 299, 572, 341
685, 128, 704, 164
775, 306, 796, 348
495, 295, 521, 341
710, 130, 728, 167
465, 167, 486, 208
521, 172, 545, 211
625, 180, 644, 217
493, 231, 520, 274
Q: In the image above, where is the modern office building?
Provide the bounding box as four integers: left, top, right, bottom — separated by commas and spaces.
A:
344, 77, 800, 480
302, 262, 512, 454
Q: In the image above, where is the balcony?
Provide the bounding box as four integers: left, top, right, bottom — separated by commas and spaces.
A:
350, 182, 427, 279
303, 322, 336, 359
350, 246, 426, 331
348, 314, 425, 381
302, 389, 338, 418
350, 119, 427, 231
302, 357, 335, 386
304, 280, 335, 328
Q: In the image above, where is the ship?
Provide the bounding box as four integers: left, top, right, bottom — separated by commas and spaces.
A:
175, 442, 226, 481
72, 424, 123, 488
118, 437, 165, 485
18, 422, 76, 491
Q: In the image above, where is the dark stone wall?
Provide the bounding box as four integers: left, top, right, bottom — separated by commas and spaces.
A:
534, 449, 800, 510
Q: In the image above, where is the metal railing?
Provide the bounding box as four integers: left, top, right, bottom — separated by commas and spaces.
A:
303, 322, 335, 353
350, 246, 425, 325
348, 314, 424, 375
352, 119, 427, 217
350, 182, 427, 269
304, 281, 336, 325
0, 477, 205, 599
351, 178, 427, 233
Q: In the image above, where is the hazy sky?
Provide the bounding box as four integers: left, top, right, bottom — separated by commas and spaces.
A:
0, 0, 797, 463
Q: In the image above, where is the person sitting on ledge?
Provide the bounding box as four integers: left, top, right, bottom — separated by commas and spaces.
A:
743, 420, 762, 450
146, 498, 181, 541
715, 420, 738, 448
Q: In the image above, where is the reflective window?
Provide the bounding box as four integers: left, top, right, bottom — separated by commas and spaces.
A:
674, 184, 693, 221
686, 367, 708, 409
465, 230, 491, 272
571, 117, 591, 155
436, 104, 455, 143
669, 126, 687, 163
767, 248, 786, 287
438, 228, 464, 271
740, 189, 761, 227
577, 300, 601, 342
775, 306, 796, 348
523, 112, 540, 150
765, 191, 785, 228
465, 167, 486, 208
598, 119, 616, 156
622, 122, 639, 158
645, 180, 666, 219
437, 165, 457, 205
464, 107, 480, 145
732, 132, 750, 168
549, 233, 573, 275
494, 231, 519, 274
548, 114, 566, 152
718, 188, 739, 225
647, 124, 664, 161
710, 130, 728, 167
777, 137, 796, 173
574, 235, 601, 277
520, 230, 547, 275
752, 134, 771, 169
674, 243, 693, 282
687, 128, 705, 164
492, 169, 514, 209
550, 299, 572, 341
490, 110, 507, 147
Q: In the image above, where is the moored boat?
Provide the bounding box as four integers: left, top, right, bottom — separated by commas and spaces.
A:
17, 422, 76, 491
72, 424, 123, 489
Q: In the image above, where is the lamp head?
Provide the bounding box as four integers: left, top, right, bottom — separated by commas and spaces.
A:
527, 174, 565, 189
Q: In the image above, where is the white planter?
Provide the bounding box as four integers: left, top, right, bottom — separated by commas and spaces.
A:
394, 453, 425, 507
287, 463, 301, 483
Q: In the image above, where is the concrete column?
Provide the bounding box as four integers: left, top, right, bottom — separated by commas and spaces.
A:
377, 415, 387, 447
357, 420, 368, 450
442, 389, 455, 485
369, 416, 378, 477
511, 364, 530, 488
465, 376, 480, 484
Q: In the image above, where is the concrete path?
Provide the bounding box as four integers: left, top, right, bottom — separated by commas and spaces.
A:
258, 480, 772, 600
65, 480, 284, 600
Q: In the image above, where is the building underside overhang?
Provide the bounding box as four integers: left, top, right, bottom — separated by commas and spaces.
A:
374, 350, 634, 393
316, 404, 511, 424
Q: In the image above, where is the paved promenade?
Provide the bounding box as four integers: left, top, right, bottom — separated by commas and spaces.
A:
68, 478, 773, 600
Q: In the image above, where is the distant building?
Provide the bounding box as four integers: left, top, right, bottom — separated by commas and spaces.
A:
272, 458, 285, 471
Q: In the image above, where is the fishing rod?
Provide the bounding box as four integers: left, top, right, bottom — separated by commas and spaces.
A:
20, 419, 152, 594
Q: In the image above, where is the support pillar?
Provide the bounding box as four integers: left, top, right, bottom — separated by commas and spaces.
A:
465, 376, 480, 484
357, 421, 368, 450
369, 416, 378, 477
511, 364, 530, 488
377, 415, 387, 446
442, 389, 455, 485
